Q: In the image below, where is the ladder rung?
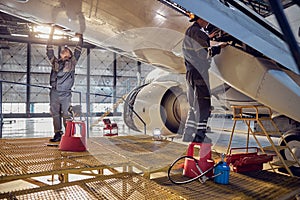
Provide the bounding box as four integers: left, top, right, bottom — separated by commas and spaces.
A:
263, 145, 287, 152
233, 117, 256, 120
253, 132, 264, 136
253, 131, 282, 136
258, 117, 272, 120
270, 160, 297, 167
267, 131, 282, 136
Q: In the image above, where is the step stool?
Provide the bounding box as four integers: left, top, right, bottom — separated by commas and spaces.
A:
59, 120, 87, 152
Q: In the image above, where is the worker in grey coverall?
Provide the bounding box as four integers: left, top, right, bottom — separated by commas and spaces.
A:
182, 14, 227, 143
46, 27, 83, 142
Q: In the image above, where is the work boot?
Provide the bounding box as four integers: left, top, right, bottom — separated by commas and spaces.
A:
49, 131, 63, 142
192, 135, 212, 144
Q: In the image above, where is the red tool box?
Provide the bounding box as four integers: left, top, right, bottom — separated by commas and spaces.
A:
102, 118, 118, 136
226, 147, 273, 173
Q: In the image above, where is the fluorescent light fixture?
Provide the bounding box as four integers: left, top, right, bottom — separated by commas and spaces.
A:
11, 33, 28, 37
33, 25, 51, 34
32, 25, 66, 39
35, 34, 64, 40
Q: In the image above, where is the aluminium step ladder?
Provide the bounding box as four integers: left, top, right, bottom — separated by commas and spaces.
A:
226, 105, 300, 176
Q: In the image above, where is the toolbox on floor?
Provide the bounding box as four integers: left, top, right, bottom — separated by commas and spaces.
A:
226, 147, 273, 173
103, 118, 118, 136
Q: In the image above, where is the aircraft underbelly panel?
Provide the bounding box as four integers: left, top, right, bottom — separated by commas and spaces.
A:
213, 46, 300, 122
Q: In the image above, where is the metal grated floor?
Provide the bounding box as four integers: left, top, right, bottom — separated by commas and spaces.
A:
153, 170, 300, 200
0, 136, 187, 182
0, 173, 183, 200
1, 136, 300, 199
0, 137, 130, 182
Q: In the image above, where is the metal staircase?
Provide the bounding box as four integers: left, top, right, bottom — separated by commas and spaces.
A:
226, 105, 300, 176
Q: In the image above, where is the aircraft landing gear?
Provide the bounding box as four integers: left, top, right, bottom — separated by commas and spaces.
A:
279, 128, 300, 177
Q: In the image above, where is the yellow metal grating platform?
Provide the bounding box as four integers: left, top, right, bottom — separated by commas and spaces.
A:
0, 138, 131, 182
154, 170, 300, 200
0, 135, 187, 183
1, 136, 300, 199
0, 173, 183, 200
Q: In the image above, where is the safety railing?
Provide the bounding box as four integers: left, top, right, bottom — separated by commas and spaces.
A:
0, 80, 146, 138
86, 92, 146, 137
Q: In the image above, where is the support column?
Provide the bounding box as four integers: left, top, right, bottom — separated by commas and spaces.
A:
86, 47, 91, 137
113, 52, 117, 115
137, 61, 141, 86
26, 42, 31, 117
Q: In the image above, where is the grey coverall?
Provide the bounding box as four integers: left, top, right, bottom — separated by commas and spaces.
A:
182, 22, 221, 142
46, 38, 83, 135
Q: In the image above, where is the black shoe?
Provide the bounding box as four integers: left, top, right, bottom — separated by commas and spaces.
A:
192, 135, 212, 144
192, 135, 203, 143
49, 132, 63, 142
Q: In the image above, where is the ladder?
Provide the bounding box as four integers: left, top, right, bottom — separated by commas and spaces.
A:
226, 105, 300, 176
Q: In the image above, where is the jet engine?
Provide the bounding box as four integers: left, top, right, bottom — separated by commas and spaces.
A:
123, 70, 189, 135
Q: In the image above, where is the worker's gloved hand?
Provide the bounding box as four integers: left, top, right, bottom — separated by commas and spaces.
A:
218, 42, 229, 48
75, 32, 83, 38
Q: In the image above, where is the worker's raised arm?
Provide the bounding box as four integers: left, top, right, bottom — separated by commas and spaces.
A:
73, 33, 83, 61
46, 26, 55, 61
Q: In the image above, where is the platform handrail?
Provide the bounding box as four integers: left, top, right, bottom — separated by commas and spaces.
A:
228, 105, 300, 176
121, 96, 146, 135
232, 105, 272, 120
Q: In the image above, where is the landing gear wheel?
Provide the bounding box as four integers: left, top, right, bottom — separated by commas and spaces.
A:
279, 128, 300, 177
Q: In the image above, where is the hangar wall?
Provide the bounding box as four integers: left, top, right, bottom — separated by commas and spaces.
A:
0, 41, 154, 117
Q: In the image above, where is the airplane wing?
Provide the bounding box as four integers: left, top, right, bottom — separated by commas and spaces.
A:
171, 0, 300, 75
0, 0, 189, 73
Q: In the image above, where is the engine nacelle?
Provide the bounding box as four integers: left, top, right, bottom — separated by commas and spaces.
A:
123, 72, 188, 135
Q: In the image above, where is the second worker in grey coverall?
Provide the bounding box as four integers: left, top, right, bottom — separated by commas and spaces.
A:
46, 27, 83, 142
182, 14, 227, 143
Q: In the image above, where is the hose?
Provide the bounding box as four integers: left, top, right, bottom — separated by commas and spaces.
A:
167, 155, 221, 185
